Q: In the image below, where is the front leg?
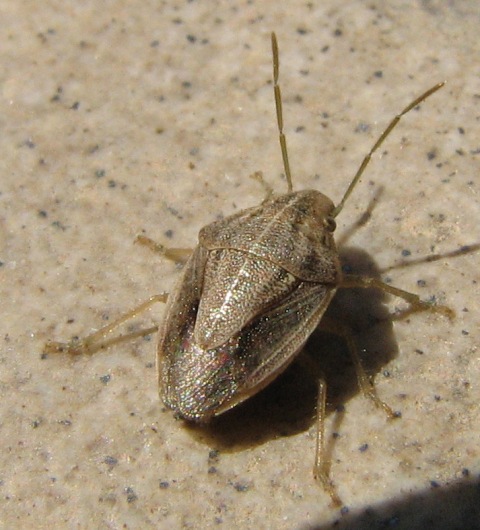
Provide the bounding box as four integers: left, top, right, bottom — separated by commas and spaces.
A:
44, 294, 168, 355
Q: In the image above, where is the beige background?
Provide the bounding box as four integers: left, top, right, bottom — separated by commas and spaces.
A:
1, 1, 479, 529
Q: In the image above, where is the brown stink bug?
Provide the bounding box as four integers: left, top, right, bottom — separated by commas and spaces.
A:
45, 33, 453, 505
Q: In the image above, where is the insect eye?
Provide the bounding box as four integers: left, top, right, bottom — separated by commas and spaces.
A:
325, 217, 336, 232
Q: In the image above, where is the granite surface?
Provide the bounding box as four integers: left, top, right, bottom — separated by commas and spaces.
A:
1, 1, 479, 529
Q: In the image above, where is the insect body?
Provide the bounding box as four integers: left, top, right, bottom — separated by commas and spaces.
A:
45, 33, 452, 505
160, 190, 340, 421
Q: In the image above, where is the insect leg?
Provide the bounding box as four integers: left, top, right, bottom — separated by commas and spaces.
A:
44, 294, 167, 355
135, 235, 192, 264
318, 317, 398, 419
297, 353, 342, 506
249, 170, 274, 203
340, 274, 455, 319
314, 378, 343, 506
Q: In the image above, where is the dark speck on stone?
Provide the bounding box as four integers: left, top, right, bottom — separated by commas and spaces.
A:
209, 449, 219, 460
104, 456, 118, 466
125, 486, 138, 502
233, 481, 250, 492
355, 122, 370, 133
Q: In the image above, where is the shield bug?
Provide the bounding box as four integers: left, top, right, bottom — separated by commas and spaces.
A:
45, 33, 453, 505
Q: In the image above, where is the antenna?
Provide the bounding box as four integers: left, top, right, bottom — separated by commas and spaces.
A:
272, 32, 294, 193
332, 82, 445, 218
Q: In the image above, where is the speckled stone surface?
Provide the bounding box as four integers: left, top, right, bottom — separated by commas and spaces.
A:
1, 1, 479, 529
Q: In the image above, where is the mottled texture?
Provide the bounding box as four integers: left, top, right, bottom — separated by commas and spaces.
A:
200, 191, 340, 281
196, 249, 299, 349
